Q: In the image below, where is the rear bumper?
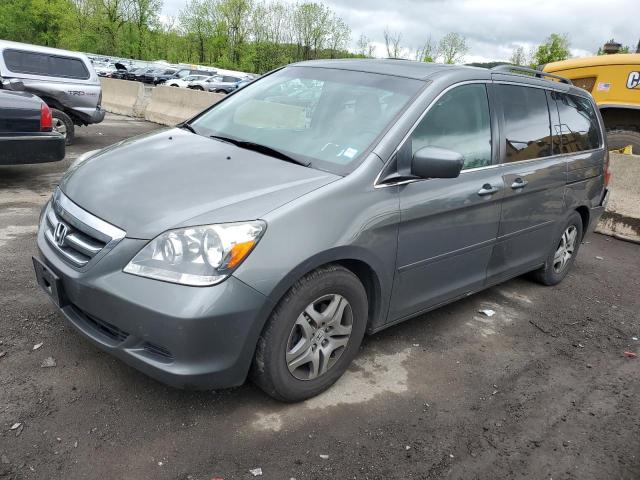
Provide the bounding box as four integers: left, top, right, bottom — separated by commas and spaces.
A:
74, 106, 106, 125
587, 188, 609, 233
0, 132, 65, 165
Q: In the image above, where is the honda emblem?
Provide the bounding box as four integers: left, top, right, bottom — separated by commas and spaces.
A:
53, 222, 68, 247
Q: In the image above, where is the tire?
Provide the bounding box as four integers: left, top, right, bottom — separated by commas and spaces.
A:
606, 129, 640, 154
252, 264, 368, 402
51, 109, 74, 146
531, 211, 583, 286
215, 89, 227, 94
193, 86, 204, 91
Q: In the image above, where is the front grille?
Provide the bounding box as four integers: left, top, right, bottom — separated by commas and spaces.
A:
43, 188, 125, 269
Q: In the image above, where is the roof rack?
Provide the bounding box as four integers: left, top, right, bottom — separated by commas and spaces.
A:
491, 64, 573, 85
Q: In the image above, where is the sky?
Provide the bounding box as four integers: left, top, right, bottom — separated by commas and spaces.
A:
161, 0, 639, 63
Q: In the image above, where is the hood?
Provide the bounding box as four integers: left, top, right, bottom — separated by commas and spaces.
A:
60, 129, 339, 239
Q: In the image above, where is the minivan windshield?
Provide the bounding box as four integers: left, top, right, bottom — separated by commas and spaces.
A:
191, 66, 424, 174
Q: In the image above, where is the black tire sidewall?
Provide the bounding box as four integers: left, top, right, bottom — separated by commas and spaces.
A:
541, 212, 584, 285
255, 266, 368, 402
606, 130, 640, 152
51, 109, 74, 146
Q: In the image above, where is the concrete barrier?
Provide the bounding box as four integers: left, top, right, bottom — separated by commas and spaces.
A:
100, 78, 146, 117
596, 153, 640, 242
144, 86, 225, 126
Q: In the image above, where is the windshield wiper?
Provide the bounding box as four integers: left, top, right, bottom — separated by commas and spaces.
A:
179, 122, 197, 134
210, 135, 310, 167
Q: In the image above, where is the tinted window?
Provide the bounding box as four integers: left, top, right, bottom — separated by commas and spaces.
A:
222, 76, 240, 83
499, 85, 552, 162
3, 49, 89, 80
552, 92, 601, 152
410, 83, 492, 170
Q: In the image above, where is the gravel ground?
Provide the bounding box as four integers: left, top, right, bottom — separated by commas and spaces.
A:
0, 114, 639, 480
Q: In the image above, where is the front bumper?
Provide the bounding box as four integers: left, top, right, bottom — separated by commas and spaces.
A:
35, 218, 273, 389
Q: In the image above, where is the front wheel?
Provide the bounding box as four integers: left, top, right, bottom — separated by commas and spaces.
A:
51, 109, 74, 146
532, 211, 583, 286
252, 265, 368, 402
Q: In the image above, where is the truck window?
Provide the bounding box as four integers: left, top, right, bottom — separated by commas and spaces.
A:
3, 49, 90, 80
498, 84, 553, 162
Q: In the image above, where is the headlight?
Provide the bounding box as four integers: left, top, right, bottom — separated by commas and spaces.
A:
123, 221, 266, 286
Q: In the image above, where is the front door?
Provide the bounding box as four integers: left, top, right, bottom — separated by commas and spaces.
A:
388, 83, 503, 321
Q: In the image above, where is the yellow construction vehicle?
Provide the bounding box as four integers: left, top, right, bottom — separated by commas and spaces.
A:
543, 53, 640, 153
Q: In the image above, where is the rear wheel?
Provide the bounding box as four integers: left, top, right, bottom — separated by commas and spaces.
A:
606, 129, 640, 154
215, 89, 227, 94
252, 265, 368, 402
51, 109, 74, 146
532, 211, 583, 286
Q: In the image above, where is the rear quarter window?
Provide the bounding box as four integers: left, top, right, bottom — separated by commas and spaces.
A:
3, 49, 90, 80
552, 92, 601, 152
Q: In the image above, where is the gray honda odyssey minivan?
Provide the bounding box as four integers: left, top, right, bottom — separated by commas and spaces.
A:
33, 59, 609, 401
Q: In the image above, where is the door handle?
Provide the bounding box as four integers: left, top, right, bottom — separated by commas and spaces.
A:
511, 178, 528, 189
477, 184, 499, 196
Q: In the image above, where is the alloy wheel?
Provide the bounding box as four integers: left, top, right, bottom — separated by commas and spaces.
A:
286, 294, 353, 381
52, 118, 67, 138
553, 225, 578, 273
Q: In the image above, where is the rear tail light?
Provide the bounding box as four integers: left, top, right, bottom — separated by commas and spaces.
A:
40, 103, 52, 132
604, 149, 612, 187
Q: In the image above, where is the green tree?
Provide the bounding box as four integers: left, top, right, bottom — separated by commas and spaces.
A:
130, 0, 162, 59
533, 33, 570, 65
416, 36, 438, 63
509, 46, 527, 66
438, 32, 468, 64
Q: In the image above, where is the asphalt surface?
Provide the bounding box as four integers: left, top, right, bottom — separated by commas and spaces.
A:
1, 114, 639, 480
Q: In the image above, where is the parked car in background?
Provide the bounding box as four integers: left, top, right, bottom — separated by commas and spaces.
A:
123, 67, 145, 81
190, 74, 244, 93
0, 40, 105, 145
109, 63, 129, 80
0, 85, 65, 165
167, 74, 210, 88
235, 78, 253, 90
131, 67, 155, 82
33, 60, 608, 402
155, 68, 216, 85
141, 68, 177, 85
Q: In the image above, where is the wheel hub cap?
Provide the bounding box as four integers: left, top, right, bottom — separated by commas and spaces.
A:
286, 293, 353, 381
553, 225, 578, 273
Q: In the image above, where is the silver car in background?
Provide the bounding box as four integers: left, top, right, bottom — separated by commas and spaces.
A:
0, 40, 105, 145
189, 74, 245, 94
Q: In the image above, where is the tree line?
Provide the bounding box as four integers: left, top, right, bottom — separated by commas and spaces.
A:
0, 0, 636, 74
0, 0, 356, 73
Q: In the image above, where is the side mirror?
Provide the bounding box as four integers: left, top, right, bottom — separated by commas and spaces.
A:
4, 79, 26, 91
411, 146, 464, 179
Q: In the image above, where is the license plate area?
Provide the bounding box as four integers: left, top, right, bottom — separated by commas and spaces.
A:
33, 256, 67, 307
